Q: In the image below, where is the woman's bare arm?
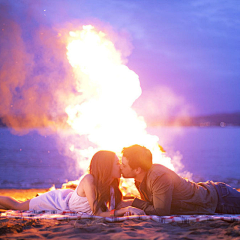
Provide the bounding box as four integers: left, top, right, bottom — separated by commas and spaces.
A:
79, 175, 145, 217
78, 174, 97, 213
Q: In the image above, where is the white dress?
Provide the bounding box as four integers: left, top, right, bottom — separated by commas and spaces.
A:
29, 176, 93, 215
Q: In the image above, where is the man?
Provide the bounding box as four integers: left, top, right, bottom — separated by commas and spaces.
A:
120, 144, 240, 216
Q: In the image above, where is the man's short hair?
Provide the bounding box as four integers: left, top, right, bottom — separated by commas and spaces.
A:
122, 144, 152, 171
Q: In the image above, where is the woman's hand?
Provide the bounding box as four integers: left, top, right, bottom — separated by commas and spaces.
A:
123, 206, 145, 216
114, 206, 145, 216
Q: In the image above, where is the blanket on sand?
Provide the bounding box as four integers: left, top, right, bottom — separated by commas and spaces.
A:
1, 210, 240, 223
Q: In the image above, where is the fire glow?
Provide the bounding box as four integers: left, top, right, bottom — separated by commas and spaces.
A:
63, 25, 174, 194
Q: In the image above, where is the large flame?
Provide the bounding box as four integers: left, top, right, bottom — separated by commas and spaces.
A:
64, 25, 174, 187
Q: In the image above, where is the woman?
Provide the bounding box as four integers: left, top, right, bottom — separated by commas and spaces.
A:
0, 150, 144, 217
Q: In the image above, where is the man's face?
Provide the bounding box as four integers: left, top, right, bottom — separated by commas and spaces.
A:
121, 156, 137, 178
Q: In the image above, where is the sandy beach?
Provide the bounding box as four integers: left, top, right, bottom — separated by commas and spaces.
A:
0, 189, 240, 239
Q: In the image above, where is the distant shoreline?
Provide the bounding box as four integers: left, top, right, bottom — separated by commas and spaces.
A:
145, 112, 240, 127
1, 112, 240, 128
1, 124, 240, 129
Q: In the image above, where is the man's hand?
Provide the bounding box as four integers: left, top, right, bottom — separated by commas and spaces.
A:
116, 199, 134, 209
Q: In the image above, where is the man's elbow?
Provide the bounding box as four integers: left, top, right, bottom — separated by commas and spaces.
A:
143, 207, 170, 216
155, 208, 170, 216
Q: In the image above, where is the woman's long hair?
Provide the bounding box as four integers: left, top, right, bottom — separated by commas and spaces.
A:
89, 150, 122, 214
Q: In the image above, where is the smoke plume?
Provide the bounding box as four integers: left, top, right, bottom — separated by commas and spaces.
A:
0, 2, 75, 135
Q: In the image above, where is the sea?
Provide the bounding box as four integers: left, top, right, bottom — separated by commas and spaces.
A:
0, 126, 240, 189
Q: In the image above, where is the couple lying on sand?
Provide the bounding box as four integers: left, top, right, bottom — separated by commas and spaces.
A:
1, 144, 240, 216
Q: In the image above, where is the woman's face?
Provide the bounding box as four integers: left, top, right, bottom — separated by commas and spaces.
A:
111, 155, 121, 179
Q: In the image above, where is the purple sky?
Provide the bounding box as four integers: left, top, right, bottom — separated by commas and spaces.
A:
1, 0, 240, 118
